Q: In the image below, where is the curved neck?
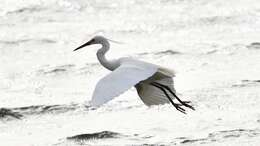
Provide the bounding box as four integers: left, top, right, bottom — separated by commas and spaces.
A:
96, 40, 118, 71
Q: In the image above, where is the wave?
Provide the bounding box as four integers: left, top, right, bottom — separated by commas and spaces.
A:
0, 39, 30, 45
247, 42, 260, 50
137, 49, 181, 57
0, 103, 93, 121
0, 108, 22, 120
65, 128, 260, 145
178, 128, 260, 145
37, 64, 75, 75
232, 79, 260, 87
36, 63, 102, 76
6, 6, 44, 15
67, 131, 124, 141
12, 104, 79, 115
198, 15, 240, 25
204, 43, 257, 55
0, 38, 56, 45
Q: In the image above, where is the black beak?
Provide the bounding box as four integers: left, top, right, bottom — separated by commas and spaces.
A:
73, 39, 93, 51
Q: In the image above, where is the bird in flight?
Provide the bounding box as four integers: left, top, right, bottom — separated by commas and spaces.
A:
74, 36, 195, 113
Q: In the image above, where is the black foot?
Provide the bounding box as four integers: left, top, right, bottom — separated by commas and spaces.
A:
180, 101, 195, 111
173, 103, 186, 114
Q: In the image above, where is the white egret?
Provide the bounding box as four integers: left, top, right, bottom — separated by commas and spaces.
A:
74, 36, 194, 113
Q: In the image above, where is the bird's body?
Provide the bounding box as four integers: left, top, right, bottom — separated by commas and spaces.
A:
135, 66, 176, 106
74, 36, 194, 113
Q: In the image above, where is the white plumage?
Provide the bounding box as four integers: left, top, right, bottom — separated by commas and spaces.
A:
92, 58, 158, 106
74, 36, 194, 113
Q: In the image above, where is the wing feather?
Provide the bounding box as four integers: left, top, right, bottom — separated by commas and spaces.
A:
91, 59, 158, 106
136, 77, 176, 106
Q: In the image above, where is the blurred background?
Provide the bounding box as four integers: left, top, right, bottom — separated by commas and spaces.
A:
0, 0, 260, 145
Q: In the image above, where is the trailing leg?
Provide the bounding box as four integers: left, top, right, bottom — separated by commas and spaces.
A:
150, 83, 186, 114
153, 82, 195, 110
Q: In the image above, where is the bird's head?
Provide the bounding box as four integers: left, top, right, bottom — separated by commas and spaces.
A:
73, 36, 107, 51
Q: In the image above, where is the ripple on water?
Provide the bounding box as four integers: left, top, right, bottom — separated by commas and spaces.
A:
232, 79, 260, 87
6, 6, 45, 15
0, 38, 56, 46
37, 64, 75, 75
67, 131, 124, 141
0, 108, 22, 120
247, 42, 260, 50
0, 103, 92, 122
178, 128, 260, 145
137, 49, 181, 57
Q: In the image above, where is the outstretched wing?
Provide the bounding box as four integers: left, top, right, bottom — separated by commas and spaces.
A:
91, 59, 158, 106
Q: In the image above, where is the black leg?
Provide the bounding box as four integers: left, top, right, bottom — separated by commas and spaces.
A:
150, 83, 186, 114
153, 82, 195, 111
